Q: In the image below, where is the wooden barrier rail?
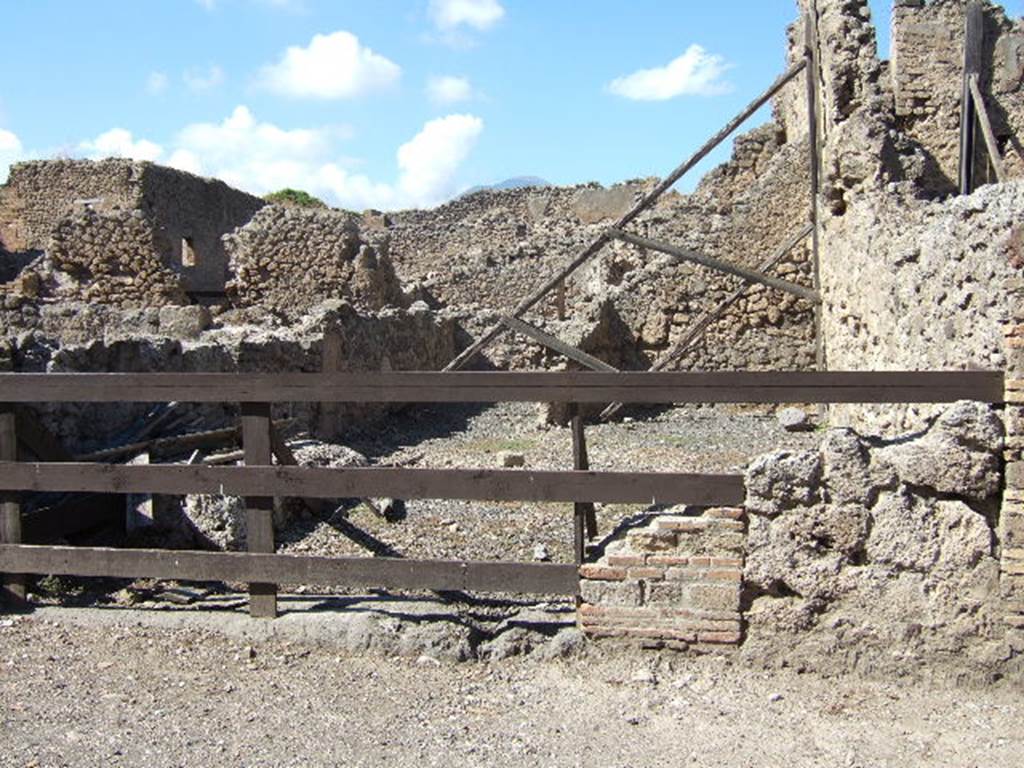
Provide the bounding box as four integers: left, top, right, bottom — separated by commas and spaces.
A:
0, 371, 1004, 404
0, 369, 1005, 618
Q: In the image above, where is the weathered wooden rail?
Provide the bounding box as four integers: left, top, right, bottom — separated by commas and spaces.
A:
0, 370, 1004, 619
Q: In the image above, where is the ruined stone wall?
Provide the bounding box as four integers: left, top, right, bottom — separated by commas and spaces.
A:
741, 401, 1013, 681
0, 159, 143, 252
0, 159, 265, 294
820, 181, 1021, 432
226, 206, 406, 319
387, 117, 818, 373
892, 0, 1024, 192
9, 300, 456, 451
138, 164, 266, 293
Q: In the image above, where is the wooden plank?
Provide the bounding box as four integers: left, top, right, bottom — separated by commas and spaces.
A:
609, 229, 821, 303
0, 407, 25, 603
0, 544, 580, 596
0, 371, 1003, 404
242, 402, 276, 619
75, 419, 294, 463
968, 74, 1006, 183
959, 0, 985, 194
0, 464, 747, 507
600, 225, 813, 421
500, 316, 618, 372
444, 59, 809, 372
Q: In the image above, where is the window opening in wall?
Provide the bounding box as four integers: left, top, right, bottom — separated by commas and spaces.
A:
182, 236, 197, 267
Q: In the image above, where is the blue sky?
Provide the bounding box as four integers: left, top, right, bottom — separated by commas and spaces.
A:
0, 1, 1021, 210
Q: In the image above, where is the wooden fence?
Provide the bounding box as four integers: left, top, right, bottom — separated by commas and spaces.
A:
0, 370, 1004, 618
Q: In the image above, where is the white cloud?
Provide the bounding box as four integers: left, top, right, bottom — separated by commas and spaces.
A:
258, 31, 400, 99
395, 114, 482, 204
78, 128, 163, 161
28, 105, 480, 210
426, 75, 472, 104
172, 107, 482, 209
430, 0, 504, 31
195, 0, 216, 10
0, 128, 24, 183
146, 71, 169, 95
608, 44, 732, 101
184, 65, 225, 92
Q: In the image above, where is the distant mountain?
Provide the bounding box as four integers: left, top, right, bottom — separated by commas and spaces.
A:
461, 176, 550, 197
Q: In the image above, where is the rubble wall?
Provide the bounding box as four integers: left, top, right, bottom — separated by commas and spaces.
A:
820, 181, 1022, 433
387, 122, 818, 373
892, 0, 1024, 192
138, 163, 266, 293
741, 400, 1012, 681
226, 206, 406, 319
0, 159, 265, 294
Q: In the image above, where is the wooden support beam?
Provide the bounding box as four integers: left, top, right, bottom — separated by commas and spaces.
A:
500, 315, 618, 372
599, 226, 813, 421
75, 419, 297, 463
444, 59, 809, 372
0, 371, 1004, 405
969, 74, 1007, 183
0, 407, 25, 603
0, 544, 580, 596
805, 12, 826, 375
242, 402, 276, 619
959, 0, 985, 194
608, 229, 821, 303
0, 464, 747, 507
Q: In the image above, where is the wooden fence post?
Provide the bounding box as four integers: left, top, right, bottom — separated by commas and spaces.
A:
0, 406, 25, 604
571, 409, 598, 557
242, 402, 276, 618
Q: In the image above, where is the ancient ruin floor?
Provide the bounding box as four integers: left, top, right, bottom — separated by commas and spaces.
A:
0, 609, 1021, 768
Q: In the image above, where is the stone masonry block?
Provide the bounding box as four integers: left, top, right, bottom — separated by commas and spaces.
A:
626, 529, 677, 551
579, 564, 627, 581
580, 579, 641, 607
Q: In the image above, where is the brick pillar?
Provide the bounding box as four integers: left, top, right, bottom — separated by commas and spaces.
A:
577, 508, 745, 650
1002, 377, 1024, 632
1001, 297, 1024, 633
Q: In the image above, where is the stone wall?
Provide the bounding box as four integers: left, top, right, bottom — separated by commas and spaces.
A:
0, 159, 265, 294
226, 206, 406, 318
820, 181, 1021, 433
578, 401, 1017, 678
387, 120, 818, 373
9, 300, 456, 452
892, 0, 1024, 192
742, 400, 1011, 680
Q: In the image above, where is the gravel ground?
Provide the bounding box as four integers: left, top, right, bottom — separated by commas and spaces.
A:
276, 402, 821, 566
1, 611, 1022, 768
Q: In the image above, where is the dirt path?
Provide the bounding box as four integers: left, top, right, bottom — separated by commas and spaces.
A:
1, 611, 1021, 768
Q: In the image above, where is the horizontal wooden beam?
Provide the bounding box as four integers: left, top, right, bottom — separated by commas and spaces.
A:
500, 316, 618, 372
0, 544, 579, 595
0, 371, 1003, 404
608, 229, 821, 303
0, 463, 745, 506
